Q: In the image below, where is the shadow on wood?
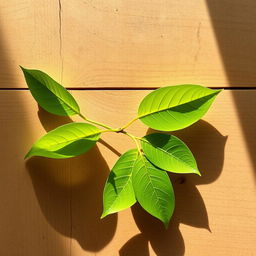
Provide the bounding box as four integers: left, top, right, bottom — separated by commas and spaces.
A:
26, 107, 117, 252
120, 120, 227, 255
205, 0, 256, 181
0, 22, 69, 255
119, 233, 150, 256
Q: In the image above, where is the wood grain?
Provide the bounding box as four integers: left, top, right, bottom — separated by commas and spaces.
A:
1, 1, 256, 255
0, 90, 255, 255
2, 1, 256, 88
0, 0, 61, 88
60, 0, 256, 88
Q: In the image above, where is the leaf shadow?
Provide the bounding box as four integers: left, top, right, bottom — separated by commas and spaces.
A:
119, 233, 150, 256
120, 120, 227, 255
26, 106, 118, 252
205, 0, 256, 183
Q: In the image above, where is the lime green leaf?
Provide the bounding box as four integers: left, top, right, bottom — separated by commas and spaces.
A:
25, 123, 100, 159
132, 154, 175, 228
138, 84, 221, 131
101, 149, 138, 218
21, 67, 80, 116
141, 133, 200, 175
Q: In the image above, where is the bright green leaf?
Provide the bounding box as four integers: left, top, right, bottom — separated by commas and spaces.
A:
141, 133, 200, 175
21, 67, 80, 116
101, 149, 138, 218
132, 154, 175, 228
138, 84, 221, 131
25, 123, 101, 159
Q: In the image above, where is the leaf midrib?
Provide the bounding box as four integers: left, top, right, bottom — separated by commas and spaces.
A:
141, 138, 197, 173
138, 91, 219, 120
30, 72, 79, 115
139, 155, 168, 220
105, 152, 138, 214
36, 130, 101, 151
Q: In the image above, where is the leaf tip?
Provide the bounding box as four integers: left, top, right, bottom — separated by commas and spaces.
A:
196, 170, 201, 176
24, 148, 34, 159
24, 152, 31, 160
163, 220, 170, 229
19, 65, 27, 72
24, 153, 30, 160
100, 212, 108, 219
211, 88, 223, 97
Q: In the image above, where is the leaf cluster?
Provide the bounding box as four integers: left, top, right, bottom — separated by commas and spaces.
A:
21, 67, 221, 227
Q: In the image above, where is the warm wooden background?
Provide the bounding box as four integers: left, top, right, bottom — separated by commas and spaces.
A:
1, 1, 256, 255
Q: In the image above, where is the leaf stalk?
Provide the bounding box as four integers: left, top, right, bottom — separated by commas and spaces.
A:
78, 113, 143, 151
120, 117, 139, 130
122, 131, 142, 155
78, 113, 118, 131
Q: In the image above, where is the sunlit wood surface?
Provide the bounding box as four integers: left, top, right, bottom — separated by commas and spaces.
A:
1, 0, 256, 88
1, 0, 256, 255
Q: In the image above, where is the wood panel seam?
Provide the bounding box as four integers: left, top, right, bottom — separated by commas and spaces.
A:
1, 87, 256, 91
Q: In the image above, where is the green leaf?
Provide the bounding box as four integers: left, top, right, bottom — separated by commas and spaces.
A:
141, 133, 200, 175
25, 123, 101, 159
101, 149, 138, 218
21, 67, 80, 116
132, 154, 175, 228
138, 84, 221, 131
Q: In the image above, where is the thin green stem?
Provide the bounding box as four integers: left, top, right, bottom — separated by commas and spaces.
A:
133, 135, 144, 141
121, 117, 139, 130
122, 131, 142, 155
79, 113, 118, 131
79, 113, 143, 154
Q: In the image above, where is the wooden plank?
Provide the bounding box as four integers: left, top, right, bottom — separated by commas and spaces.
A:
0, 0, 61, 88
0, 90, 255, 255
0, 92, 71, 255
206, 0, 256, 87
2, 1, 256, 88
60, 0, 256, 88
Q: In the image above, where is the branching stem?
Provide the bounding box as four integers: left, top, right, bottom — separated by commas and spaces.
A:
79, 113, 142, 153
121, 131, 142, 155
